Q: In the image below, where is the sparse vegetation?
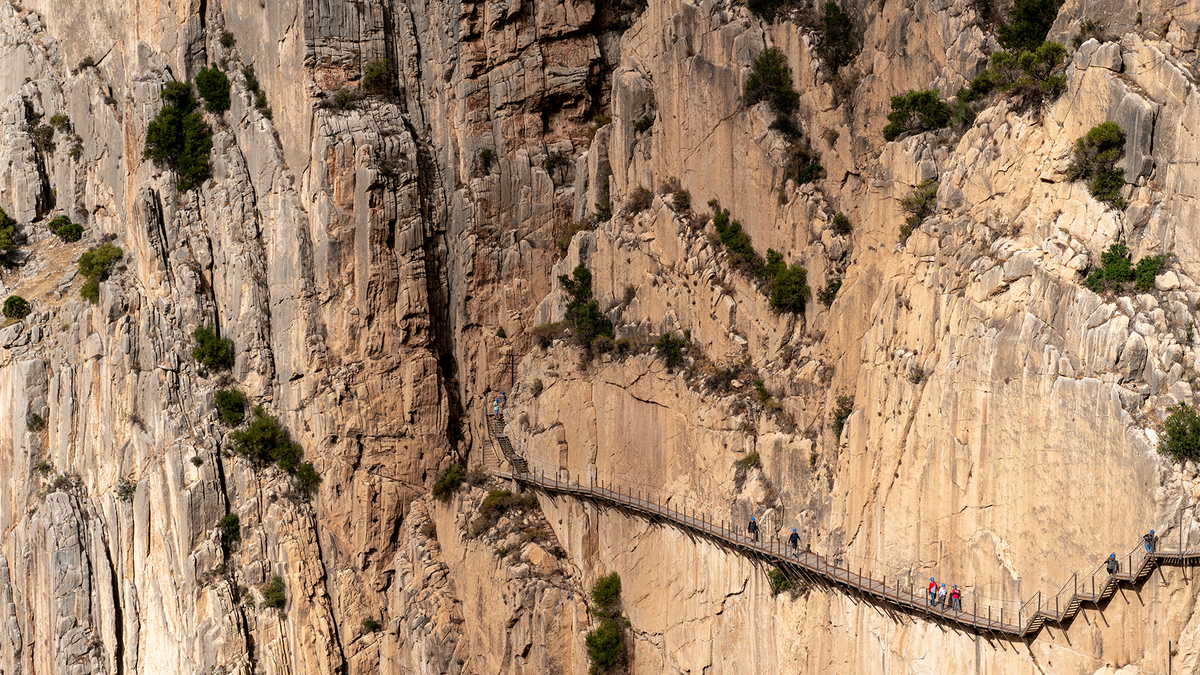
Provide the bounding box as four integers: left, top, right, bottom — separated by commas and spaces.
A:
116, 476, 136, 502
242, 66, 273, 118
472, 489, 538, 534
711, 205, 810, 314
1066, 121, 1127, 208
899, 178, 938, 242
3, 295, 30, 319
654, 332, 687, 372
261, 575, 287, 609
769, 568, 793, 595
767, 259, 811, 313
531, 321, 570, 348
625, 185, 653, 214
909, 366, 927, 384
27, 413, 46, 432
831, 395, 854, 439
1072, 19, 1105, 49
586, 573, 626, 672
362, 59, 396, 97
215, 388, 248, 426
954, 41, 1067, 121
79, 56, 96, 70
0, 208, 14, 257
595, 176, 613, 222
531, 379, 544, 397
831, 212, 852, 235
883, 90, 951, 141
560, 263, 614, 347
587, 115, 612, 144
998, 0, 1061, 53
77, 243, 124, 304
634, 114, 653, 133
362, 618, 382, 632
817, 1, 857, 72
741, 451, 762, 469
48, 215, 83, 242
195, 65, 232, 113
227, 405, 305, 476
478, 148, 495, 174
1161, 403, 1200, 461
817, 277, 842, 307
743, 48, 800, 117
143, 80, 212, 191
294, 462, 322, 497
556, 218, 596, 255
220, 31, 236, 48
192, 325, 235, 370
672, 188, 691, 212
219, 513, 241, 546
1085, 243, 1166, 293
432, 463, 465, 501
545, 151, 570, 175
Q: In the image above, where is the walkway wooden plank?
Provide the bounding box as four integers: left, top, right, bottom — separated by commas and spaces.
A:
483, 411, 1195, 639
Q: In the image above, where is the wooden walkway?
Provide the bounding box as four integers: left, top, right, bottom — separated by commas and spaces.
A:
482, 408, 1200, 639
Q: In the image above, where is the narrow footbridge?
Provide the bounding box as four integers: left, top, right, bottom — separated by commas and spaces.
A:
484, 409, 1200, 639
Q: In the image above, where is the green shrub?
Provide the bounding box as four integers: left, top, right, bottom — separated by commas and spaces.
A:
747, 0, 784, 20
432, 463, 465, 501
625, 185, 653, 214
672, 188, 691, 211
768, 263, 810, 313
713, 210, 762, 273
215, 388, 248, 426
634, 115, 653, 133
831, 213, 852, 235
1162, 404, 1200, 461
220, 31, 236, 48
242, 66, 272, 117
473, 489, 538, 533
227, 405, 306, 474
79, 56, 95, 69
1072, 19, 1105, 49
261, 575, 286, 609
0, 208, 15, 255
49, 114, 71, 130
831, 395, 854, 439
195, 65, 231, 113
743, 48, 800, 117
144, 81, 212, 191
218, 513, 241, 546
585, 617, 625, 670
560, 263, 614, 346
49, 215, 83, 242
116, 476, 136, 502
998, 0, 1061, 53
294, 462, 321, 497
957, 42, 1066, 118
882, 90, 950, 141
741, 451, 762, 469
3, 295, 30, 319
192, 325, 235, 370
531, 321, 570, 348
1086, 243, 1166, 293
362, 618, 381, 632
362, 59, 396, 96
899, 178, 938, 242
768, 568, 793, 595
556, 218, 596, 255
817, 277, 842, 307
595, 176, 612, 222
591, 572, 622, 609
478, 148, 495, 174
1066, 122, 1127, 207
77, 243, 124, 304
818, 1, 857, 72
27, 413, 46, 432
654, 332, 687, 371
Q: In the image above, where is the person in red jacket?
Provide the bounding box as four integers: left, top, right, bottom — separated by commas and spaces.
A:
928, 578, 937, 606
950, 586, 962, 611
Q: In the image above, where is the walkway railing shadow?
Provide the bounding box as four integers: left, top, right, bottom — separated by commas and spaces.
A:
482, 406, 1199, 639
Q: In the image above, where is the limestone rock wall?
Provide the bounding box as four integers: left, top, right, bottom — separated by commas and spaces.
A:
0, 0, 1198, 671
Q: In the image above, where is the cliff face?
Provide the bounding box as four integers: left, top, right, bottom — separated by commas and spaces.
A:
0, 0, 1197, 672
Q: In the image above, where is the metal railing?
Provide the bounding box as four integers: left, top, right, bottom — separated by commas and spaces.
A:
482, 406, 1200, 638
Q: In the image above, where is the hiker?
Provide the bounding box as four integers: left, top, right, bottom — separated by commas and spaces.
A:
501, 391, 507, 407
950, 585, 962, 611
492, 398, 499, 415
938, 583, 947, 609
927, 578, 938, 606
1144, 530, 1156, 553
748, 517, 759, 541
1106, 553, 1119, 575
788, 528, 800, 553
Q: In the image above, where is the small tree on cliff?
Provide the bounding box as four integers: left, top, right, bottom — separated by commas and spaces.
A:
559, 263, 613, 347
